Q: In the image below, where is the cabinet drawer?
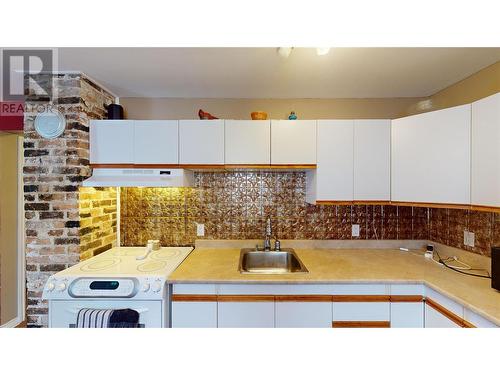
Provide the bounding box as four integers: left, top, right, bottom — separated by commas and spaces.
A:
333, 302, 390, 321
276, 302, 332, 328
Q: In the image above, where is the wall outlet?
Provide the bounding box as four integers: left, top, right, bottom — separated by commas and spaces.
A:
196, 223, 205, 237
352, 224, 360, 237
463, 230, 475, 247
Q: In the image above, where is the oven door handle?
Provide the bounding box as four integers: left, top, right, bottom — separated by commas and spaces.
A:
67, 307, 149, 314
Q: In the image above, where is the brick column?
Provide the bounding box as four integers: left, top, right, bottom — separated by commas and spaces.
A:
23, 73, 115, 327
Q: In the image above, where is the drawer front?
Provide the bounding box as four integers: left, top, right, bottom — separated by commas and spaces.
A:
333, 302, 390, 321
172, 284, 217, 295
218, 302, 274, 328
217, 284, 335, 295
390, 284, 424, 295
331, 284, 389, 295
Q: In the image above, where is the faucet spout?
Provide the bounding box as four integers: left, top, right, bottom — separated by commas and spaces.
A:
263, 217, 272, 251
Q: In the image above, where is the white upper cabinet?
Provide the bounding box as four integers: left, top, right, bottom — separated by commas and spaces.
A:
179, 120, 224, 164
391, 104, 471, 205
134, 120, 179, 164
315, 120, 354, 201
471, 93, 500, 208
271, 120, 317, 164
354, 120, 391, 201
90, 120, 134, 164
225, 120, 270, 164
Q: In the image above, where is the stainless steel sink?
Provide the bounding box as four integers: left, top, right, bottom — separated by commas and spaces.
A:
238, 248, 308, 274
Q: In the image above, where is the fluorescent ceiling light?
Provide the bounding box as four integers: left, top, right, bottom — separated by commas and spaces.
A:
277, 47, 293, 58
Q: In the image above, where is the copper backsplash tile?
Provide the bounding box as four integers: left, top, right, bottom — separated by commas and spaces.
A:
120, 171, 499, 256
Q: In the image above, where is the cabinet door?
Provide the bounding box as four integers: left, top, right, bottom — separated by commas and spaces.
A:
276, 302, 332, 328
471, 93, 500, 208
271, 120, 317, 164
225, 120, 270, 164
179, 120, 224, 164
391, 302, 424, 328
463, 308, 498, 328
218, 302, 274, 328
316, 120, 354, 201
90, 120, 134, 164
171, 302, 217, 328
134, 120, 178, 164
354, 120, 391, 201
425, 304, 461, 328
391, 104, 471, 204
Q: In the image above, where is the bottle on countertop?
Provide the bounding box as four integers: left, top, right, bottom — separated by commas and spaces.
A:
288, 111, 297, 120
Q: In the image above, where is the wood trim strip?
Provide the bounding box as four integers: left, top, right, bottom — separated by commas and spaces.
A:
275, 295, 332, 302
390, 295, 424, 303
316, 200, 354, 205
470, 205, 500, 213
332, 295, 391, 302
217, 295, 275, 302
391, 201, 471, 210
91, 163, 317, 170
172, 294, 217, 302
425, 298, 475, 327
332, 321, 390, 328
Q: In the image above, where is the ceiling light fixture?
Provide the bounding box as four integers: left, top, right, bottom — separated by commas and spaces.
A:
277, 47, 293, 58
316, 48, 330, 56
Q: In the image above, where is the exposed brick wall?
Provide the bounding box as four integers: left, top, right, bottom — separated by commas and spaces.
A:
23, 73, 115, 327
79, 187, 117, 260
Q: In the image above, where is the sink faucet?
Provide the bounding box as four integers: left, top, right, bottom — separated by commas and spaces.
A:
262, 217, 280, 251
263, 217, 272, 251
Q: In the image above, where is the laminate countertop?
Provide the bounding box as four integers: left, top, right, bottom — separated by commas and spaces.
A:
168, 247, 500, 324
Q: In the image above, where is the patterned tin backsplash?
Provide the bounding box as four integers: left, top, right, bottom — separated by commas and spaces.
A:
120, 171, 500, 256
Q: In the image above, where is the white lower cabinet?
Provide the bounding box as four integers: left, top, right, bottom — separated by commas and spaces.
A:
170, 283, 496, 328
171, 302, 217, 328
424, 303, 461, 328
218, 302, 275, 328
275, 302, 332, 328
391, 303, 424, 328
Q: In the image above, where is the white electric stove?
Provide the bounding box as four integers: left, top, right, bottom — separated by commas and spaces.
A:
42, 246, 193, 328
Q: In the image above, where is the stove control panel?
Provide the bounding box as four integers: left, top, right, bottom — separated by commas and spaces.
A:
69, 278, 137, 298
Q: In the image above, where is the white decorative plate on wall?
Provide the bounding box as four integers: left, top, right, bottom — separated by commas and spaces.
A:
34, 110, 66, 139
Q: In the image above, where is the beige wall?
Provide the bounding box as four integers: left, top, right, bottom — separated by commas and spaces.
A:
0, 133, 20, 325
120, 61, 499, 120
121, 97, 422, 120
405, 61, 500, 116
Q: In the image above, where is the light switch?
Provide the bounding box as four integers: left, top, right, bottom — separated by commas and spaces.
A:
196, 223, 205, 237
352, 224, 360, 237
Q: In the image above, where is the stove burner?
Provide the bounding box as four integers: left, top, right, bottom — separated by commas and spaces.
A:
151, 249, 182, 260
137, 261, 167, 272
80, 258, 121, 272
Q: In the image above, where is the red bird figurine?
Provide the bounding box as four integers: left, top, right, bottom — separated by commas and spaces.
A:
198, 109, 218, 120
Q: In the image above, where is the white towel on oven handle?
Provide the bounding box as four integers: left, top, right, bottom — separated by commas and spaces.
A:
76, 308, 113, 328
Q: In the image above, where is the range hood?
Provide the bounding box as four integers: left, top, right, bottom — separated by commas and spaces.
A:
82, 168, 194, 187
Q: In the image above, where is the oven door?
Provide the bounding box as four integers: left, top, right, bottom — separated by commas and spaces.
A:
49, 300, 164, 328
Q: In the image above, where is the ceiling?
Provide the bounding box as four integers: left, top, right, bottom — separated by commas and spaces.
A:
58, 48, 500, 98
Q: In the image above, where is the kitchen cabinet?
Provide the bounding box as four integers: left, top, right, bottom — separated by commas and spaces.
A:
275, 301, 332, 328
312, 120, 354, 202
225, 120, 271, 165
463, 308, 498, 328
218, 300, 275, 328
424, 303, 461, 328
306, 119, 390, 204
171, 301, 217, 328
271, 120, 317, 165
391, 104, 471, 205
90, 120, 135, 164
391, 303, 424, 328
332, 302, 390, 327
353, 120, 391, 201
179, 120, 224, 165
134, 120, 179, 164
471, 92, 500, 208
